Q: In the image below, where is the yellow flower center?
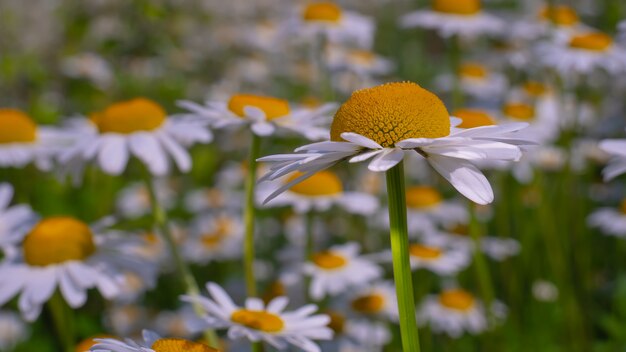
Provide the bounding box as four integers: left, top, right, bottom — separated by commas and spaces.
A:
200, 216, 234, 249
263, 281, 286, 304
569, 33, 613, 52
287, 170, 343, 196
230, 309, 285, 333
75, 335, 117, 352
620, 199, 626, 215
539, 5, 579, 26
91, 98, 167, 134
405, 186, 442, 209
331, 82, 450, 148
302, 2, 342, 23
151, 338, 218, 352
459, 63, 488, 79
348, 50, 377, 66
523, 81, 548, 98
449, 224, 469, 236
439, 289, 475, 311
0, 109, 37, 144
326, 311, 346, 334
503, 102, 535, 121
409, 244, 443, 260
432, 0, 481, 15
312, 251, 348, 269
351, 293, 385, 313
23, 217, 96, 266
453, 109, 496, 128
228, 94, 290, 121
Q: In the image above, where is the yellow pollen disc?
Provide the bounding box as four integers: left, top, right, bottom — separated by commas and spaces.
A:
312, 251, 348, 269
539, 5, 579, 26
287, 170, 343, 196
503, 102, 535, 121
351, 293, 385, 313
459, 63, 488, 79
263, 281, 287, 304
75, 335, 116, 352
91, 98, 166, 134
453, 109, 496, 128
449, 224, 469, 236
0, 109, 37, 144
439, 289, 475, 311
432, 0, 481, 15
302, 2, 342, 22
409, 244, 443, 260
331, 82, 450, 148
620, 199, 626, 215
301, 96, 322, 108
200, 217, 233, 249
349, 50, 376, 66
151, 338, 218, 352
523, 81, 548, 97
405, 186, 442, 209
569, 33, 613, 52
228, 94, 290, 121
23, 217, 96, 266
326, 311, 346, 334
230, 309, 285, 333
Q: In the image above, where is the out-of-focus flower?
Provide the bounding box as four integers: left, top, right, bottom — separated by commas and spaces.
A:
430, 225, 520, 261
599, 137, 626, 181
115, 180, 174, 219
587, 199, 626, 238
60, 53, 113, 89
76, 334, 118, 352
435, 62, 508, 101
405, 185, 468, 236
406, 242, 471, 275
182, 212, 244, 264
105, 304, 147, 337
0, 310, 28, 350
182, 282, 333, 352
325, 46, 394, 78
532, 280, 559, 302
0, 183, 35, 257
340, 319, 392, 351
347, 281, 398, 322
90, 330, 218, 352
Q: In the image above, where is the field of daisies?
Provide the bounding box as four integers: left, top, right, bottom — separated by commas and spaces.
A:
2, 0, 626, 351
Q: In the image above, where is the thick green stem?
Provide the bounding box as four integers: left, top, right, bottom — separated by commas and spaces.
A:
48, 291, 74, 352
143, 174, 219, 347
385, 161, 421, 352
468, 204, 495, 321
244, 133, 261, 298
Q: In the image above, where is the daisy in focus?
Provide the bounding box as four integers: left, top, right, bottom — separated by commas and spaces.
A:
60, 98, 212, 177
89, 330, 219, 352
178, 93, 335, 140
303, 242, 382, 301
400, 0, 504, 39
258, 82, 533, 205
182, 282, 333, 352
0, 216, 153, 321
587, 199, 626, 238
599, 137, 626, 181
257, 170, 379, 215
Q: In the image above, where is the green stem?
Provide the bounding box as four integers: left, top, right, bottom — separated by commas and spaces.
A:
385, 161, 421, 352
48, 291, 74, 352
142, 174, 219, 347
468, 204, 495, 321
244, 133, 261, 298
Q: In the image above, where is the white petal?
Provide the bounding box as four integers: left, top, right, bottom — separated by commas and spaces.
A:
251, 122, 275, 136
97, 136, 129, 175
340, 132, 383, 149
59, 269, 87, 308
157, 134, 192, 172
128, 133, 169, 176
427, 155, 494, 205
0, 183, 13, 210
368, 149, 404, 172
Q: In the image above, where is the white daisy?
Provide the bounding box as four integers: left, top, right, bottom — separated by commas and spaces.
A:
177, 93, 335, 140
60, 98, 212, 177
599, 138, 626, 181
258, 82, 532, 205
400, 0, 504, 39
406, 242, 471, 275
105, 304, 147, 336
257, 170, 379, 215
587, 199, 626, 238
510, 5, 588, 42
115, 180, 174, 219
0, 217, 153, 321
431, 225, 521, 261
182, 212, 244, 264
340, 319, 392, 351
90, 330, 218, 352
60, 52, 113, 89
404, 185, 468, 237
0, 183, 35, 256
181, 282, 333, 352
0, 310, 29, 350
435, 62, 508, 101
325, 46, 394, 79
303, 242, 382, 301
0, 109, 72, 170
347, 281, 398, 322
532, 280, 559, 302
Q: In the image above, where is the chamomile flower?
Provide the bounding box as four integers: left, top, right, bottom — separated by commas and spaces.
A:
115, 180, 174, 219
60, 98, 212, 177
435, 63, 507, 101
433, 225, 520, 261
325, 46, 394, 79
405, 185, 469, 236
348, 281, 398, 322
599, 137, 626, 181
0, 217, 152, 321
418, 289, 492, 337
178, 93, 335, 140
0, 310, 28, 350
257, 170, 379, 215
90, 330, 219, 352
336, 319, 392, 351
303, 243, 382, 301
0, 109, 71, 170
0, 183, 35, 255
406, 243, 471, 275
400, 0, 504, 39
182, 213, 244, 264
258, 82, 532, 205
182, 282, 333, 352
587, 199, 626, 238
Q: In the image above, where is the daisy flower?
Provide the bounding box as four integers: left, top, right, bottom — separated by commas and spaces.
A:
257, 82, 532, 205
599, 137, 626, 181
177, 93, 335, 140
510, 5, 587, 42
0, 109, 71, 170
60, 98, 212, 177
90, 330, 219, 352
405, 185, 468, 236
432, 224, 520, 262
418, 289, 493, 337
115, 180, 174, 219
182, 212, 244, 264
0, 217, 152, 321
348, 281, 398, 322
257, 170, 379, 215
325, 46, 394, 79
341, 319, 392, 351
0, 310, 29, 350
76, 334, 118, 352
587, 199, 626, 238
303, 242, 382, 301
435, 62, 508, 101
406, 242, 471, 275
0, 183, 35, 255
400, 0, 504, 39
181, 282, 333, 352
